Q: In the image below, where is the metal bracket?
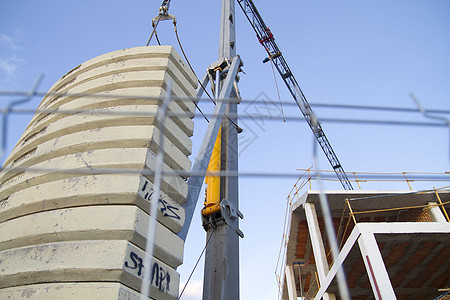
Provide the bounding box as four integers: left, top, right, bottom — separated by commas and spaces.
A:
152, 13, 176, 27
220, 199, 244, 238
201, 198, 244, 238
208, 58, 230, 75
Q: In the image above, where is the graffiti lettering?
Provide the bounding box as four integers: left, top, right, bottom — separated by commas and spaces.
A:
140, 177, 180, 220
124, 251, 144, 276
159, 199, 181, 220
151, 262, 171, 292
124, 251, 171, 292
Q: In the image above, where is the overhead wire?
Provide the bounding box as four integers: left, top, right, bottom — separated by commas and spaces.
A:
269, 58, 286, 122
172, 20, 243, 132
2, 104, 449, 128
154, 30, 162, 46
411, 93, 450, 164
178, 227, 216, 299
146, 14, 162, 46
2, 90, 449, 115
172, 20, 210, 123
1, 164, 449, 181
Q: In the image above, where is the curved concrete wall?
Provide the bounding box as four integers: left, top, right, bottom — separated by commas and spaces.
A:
0, 46, 197, 299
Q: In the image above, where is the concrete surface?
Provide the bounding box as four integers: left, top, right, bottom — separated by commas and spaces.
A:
5, 125, 191, 176
0, 205, 184, 267
14, 86, 194, 154
14, 105, 192, 157
0, 282, 149, 300
0, 148, 188, 203
0, 172, 188, 222
44, 46, 197, 99
0, 240, 179, 299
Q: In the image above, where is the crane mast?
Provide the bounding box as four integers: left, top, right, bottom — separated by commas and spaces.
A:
237, 0, 353, 190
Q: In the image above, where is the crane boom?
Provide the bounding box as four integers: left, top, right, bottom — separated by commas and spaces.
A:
236, 0, 353, 190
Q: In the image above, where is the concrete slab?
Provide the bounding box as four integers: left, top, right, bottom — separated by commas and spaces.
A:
44, 46, 197, 99
123, 241, 180, 299
5, 125, 191, 176
0, 173, 187, 224
0, 148, 188, 204
0, 240, 179, 299
40, 70, 194, 117
0, 205, 184, 267
0, 282, 149, 300
50, 58, 196, 109
16, 86, 194, 152
15, 105, 192, 157
138, 175, 186, 232
57, 56, 194, 89
11, 45, 199, 162
295, 190, 450, 218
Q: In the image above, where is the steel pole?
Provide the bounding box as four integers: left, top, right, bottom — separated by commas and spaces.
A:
202, 0, 240, 299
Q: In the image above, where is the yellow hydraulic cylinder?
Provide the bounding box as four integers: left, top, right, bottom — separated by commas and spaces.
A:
202, 128, 221, 216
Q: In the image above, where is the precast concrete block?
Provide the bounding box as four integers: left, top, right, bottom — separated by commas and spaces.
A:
15, 105, 192, 157
0, 172, 186, 225
0, 240, 180, 299
43, 46, 197, 103
40, 71, 194, 115
0, 148, 188, 206
122, 241, 180, 299
17, 86, 194, 152
4, 125, 191, 178
0, 282, 148, 300
0, 205, 184, 267
138, 175, 185, 232
7, 46, 197, 168
46, 58, 196, 113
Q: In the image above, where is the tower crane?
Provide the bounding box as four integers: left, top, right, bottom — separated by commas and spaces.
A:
236, 0, 354, 190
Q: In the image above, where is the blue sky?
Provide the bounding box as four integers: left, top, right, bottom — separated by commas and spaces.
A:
1, 1, 450, 299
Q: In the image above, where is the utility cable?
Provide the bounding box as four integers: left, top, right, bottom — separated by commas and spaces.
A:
146, 14, 162, 46
154, 29, 162, 46
178, 228, 216, 299
411, 93, 450, 164
270, 58, 286, 122
173, 21, 211, 123
173, 22, 214, 102
173, 21, 243, 132
144, 1, 210, 123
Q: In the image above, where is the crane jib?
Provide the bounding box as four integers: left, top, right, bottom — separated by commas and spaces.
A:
237, 0, 353, 190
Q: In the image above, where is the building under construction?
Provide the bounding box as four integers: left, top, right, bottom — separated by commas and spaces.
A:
278, 185, 450, 299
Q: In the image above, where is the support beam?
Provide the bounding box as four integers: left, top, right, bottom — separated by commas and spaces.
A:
314, 225, 361, 300
304, 203, 329, 281
315, 222, 450, 299
428, 202, 447, 223
285, 265, 297, 300
196, 71, 209, 99
358, 231, 396, 300
304, 203, 336, 300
